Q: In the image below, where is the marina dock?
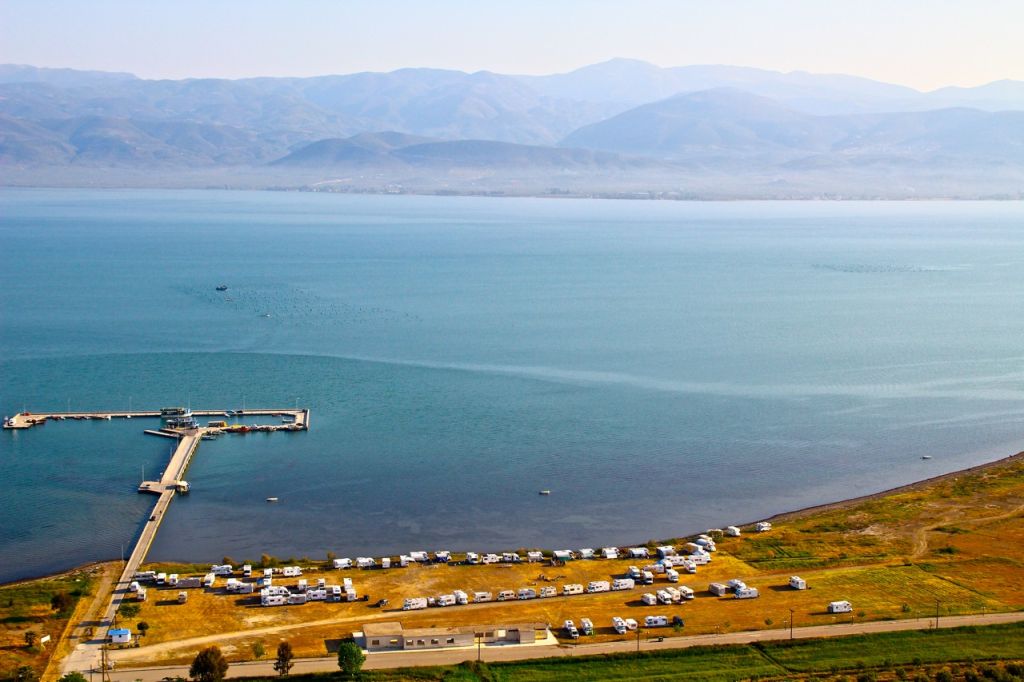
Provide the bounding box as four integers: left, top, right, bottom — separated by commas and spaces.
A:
3, 407, 309, 430
2, 404, 310, 648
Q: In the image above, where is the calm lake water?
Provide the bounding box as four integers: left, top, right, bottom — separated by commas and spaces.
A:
3, 189, 1024, 583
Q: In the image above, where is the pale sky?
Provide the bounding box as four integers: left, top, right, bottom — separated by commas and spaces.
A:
1, 0, 1022, 91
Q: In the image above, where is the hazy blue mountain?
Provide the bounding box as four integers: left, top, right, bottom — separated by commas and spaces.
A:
561, 89, 1024, 166
520, 58, 921, 113
273, 132, 648, 169
522, 58, 1024, 115
0, 64, 137, 87
561, 89, 847, 159
1, 63, 1022, 197
921, 80, 1024, 112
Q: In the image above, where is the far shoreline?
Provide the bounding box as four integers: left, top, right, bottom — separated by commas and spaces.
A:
5, 448, 1023, 590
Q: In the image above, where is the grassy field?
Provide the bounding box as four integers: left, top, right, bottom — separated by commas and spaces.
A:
0, 568, 96, 680
229, 622, 1024, 681
106, 454, 1024, 666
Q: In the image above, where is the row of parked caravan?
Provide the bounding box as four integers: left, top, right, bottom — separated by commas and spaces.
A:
610, 615, 685, 634
402, 577, 645, 611
641, 585, 697, 605
329, 535, 728, 573
332, 551, 452, 570
260, 576, 358, 607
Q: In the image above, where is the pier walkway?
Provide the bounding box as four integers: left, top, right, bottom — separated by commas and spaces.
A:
3, 408, 309, 430
2, 406, 310, 678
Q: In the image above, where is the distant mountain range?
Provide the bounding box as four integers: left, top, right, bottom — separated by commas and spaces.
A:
1, 60, 1022, 197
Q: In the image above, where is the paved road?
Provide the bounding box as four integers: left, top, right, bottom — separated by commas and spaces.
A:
101, 611, 1024, 681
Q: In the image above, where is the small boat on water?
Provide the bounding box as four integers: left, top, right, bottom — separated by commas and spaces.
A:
539, 490, 551, 495
216, 284, 228, 291
921, 455, 933, 460
266, 497, 279, 503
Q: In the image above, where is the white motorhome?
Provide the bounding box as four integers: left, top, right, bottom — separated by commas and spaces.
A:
628, 547, 650, 559
756, 522, 773, 532
828, 600, 853, 614
243, 564, 253, 577
474, 591, 493, 603
202, 573, 216, 588
624, 618, 639, 631
497, 590, 517, 601
612, 578, 635, 591
708, 582, 729, 596
211, 564, 233, 576
453, 590, 469, 605
612, 616, 628, 634
735, 587, 760, 599
578, 548, 596, 559
678, 585, 695, 600
580, 618, 594, 635
587, 580, 610, 593
409, 551, 429, 563
517, 588, 537, 600
644, 615, 669, 627
656, 545, 677, 558
539, 586, 557, 598
789, 576, 807, 590
666, 569, 680, 582
601, 547, 619, 560
434, 551, 452, 563
526, 551, 544, 563
466, 552, 480, 564
482, 553, 500, 564
333, 558, 353, 569
563, 583, 584, 596
436, 593, 456, 607
727, 578, 747, 591
726, 526, 742, 537
656, 589, 673, 604
641, 593, 657, 605
282, 566, 302, 577
502, 552, 523, 563
380, 557, 391, 569
403, 597, 428, 611
356, 557, 376, 569
642, 571, 655, 585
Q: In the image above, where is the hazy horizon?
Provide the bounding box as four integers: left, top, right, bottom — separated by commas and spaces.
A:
1, 0, 1022, 91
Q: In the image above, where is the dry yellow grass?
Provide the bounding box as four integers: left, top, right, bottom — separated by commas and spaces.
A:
106, 454, 1024, 666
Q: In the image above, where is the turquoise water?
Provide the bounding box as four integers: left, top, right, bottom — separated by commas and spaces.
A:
3, 189, 1024, 583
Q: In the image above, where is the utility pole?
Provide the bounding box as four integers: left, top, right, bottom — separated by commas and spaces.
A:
636, 627, 641, 655
477, 632, 481, 662
789, 608, 795, 640
935, 599, 940, 629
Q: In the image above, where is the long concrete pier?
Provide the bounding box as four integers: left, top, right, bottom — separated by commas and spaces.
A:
3, 408, 309, 430
4, 406, 310, 676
